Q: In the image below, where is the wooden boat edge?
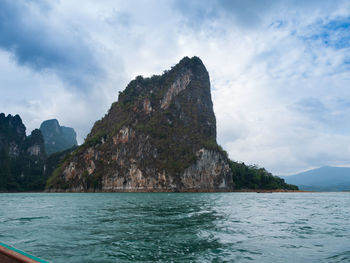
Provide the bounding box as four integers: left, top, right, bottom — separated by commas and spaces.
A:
0, 242, 49, 263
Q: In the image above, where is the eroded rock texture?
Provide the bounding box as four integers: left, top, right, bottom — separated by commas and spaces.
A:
47, 56, 234, 192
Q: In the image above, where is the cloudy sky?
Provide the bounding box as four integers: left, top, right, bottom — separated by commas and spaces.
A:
1, 0, 350, 175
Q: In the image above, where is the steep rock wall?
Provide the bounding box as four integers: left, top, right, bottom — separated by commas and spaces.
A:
47, 57, 234, 192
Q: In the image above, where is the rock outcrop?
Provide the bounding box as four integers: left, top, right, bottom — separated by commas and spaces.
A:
47, 57, 234, 192
0, 113, 46, 191
40, 119, 77, 155
46, 56, 298, 192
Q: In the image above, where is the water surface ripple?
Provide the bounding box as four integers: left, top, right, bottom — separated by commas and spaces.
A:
0, 193, 349, 262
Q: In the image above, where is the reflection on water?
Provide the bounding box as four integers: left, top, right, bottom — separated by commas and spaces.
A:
0, 192, 349, 262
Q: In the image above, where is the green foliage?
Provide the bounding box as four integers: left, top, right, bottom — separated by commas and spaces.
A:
44, 147, 76, 190
81, 170, 102, 191
0, 149, 11, 191
229, 160, 298, 190
113, 120, 128, 135
46, 165, 63, 190
72, 131, 106, 157
86, 132, 106, 147
200, 139, 228, 158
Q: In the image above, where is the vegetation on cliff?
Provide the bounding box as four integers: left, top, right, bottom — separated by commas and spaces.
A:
47, 56, 297, 192
47, 57, 224, 191
229, 161, 298, 190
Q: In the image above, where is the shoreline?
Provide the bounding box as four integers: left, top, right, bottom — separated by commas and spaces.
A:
1, 189, 316, 193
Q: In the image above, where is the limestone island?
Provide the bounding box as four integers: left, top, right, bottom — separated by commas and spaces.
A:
46, 57, 298, 192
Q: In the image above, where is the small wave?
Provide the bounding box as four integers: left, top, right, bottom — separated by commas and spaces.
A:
15, 216, 50, 221
326, 250, 350, 262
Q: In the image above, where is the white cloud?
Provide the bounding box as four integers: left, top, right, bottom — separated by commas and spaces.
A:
1, 0, 350, 174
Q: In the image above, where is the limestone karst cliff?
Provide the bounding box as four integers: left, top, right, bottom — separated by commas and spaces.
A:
47, 56, 297, 192
47, 57, 234, 191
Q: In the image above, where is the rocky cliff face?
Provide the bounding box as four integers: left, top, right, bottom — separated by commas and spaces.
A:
0, 113, 46, 191
47, 57, 234, 192
40, 119, 77, 155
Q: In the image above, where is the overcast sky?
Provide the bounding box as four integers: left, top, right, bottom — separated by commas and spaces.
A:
1, 0, 350, 175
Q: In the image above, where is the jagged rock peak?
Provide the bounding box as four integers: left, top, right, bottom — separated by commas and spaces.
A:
87, 56, 215, 142
176, 56, 207, 73
0, 113, 26, 140
0, 113, 46, 191
120, 56, 208, 100
40, 119, 61, 135
40, 119, 77, 155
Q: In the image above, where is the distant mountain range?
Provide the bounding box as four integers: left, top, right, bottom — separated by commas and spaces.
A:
282, 166, 350, 191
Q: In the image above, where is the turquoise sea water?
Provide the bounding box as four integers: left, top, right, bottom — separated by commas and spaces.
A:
0, 192, 349, 262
